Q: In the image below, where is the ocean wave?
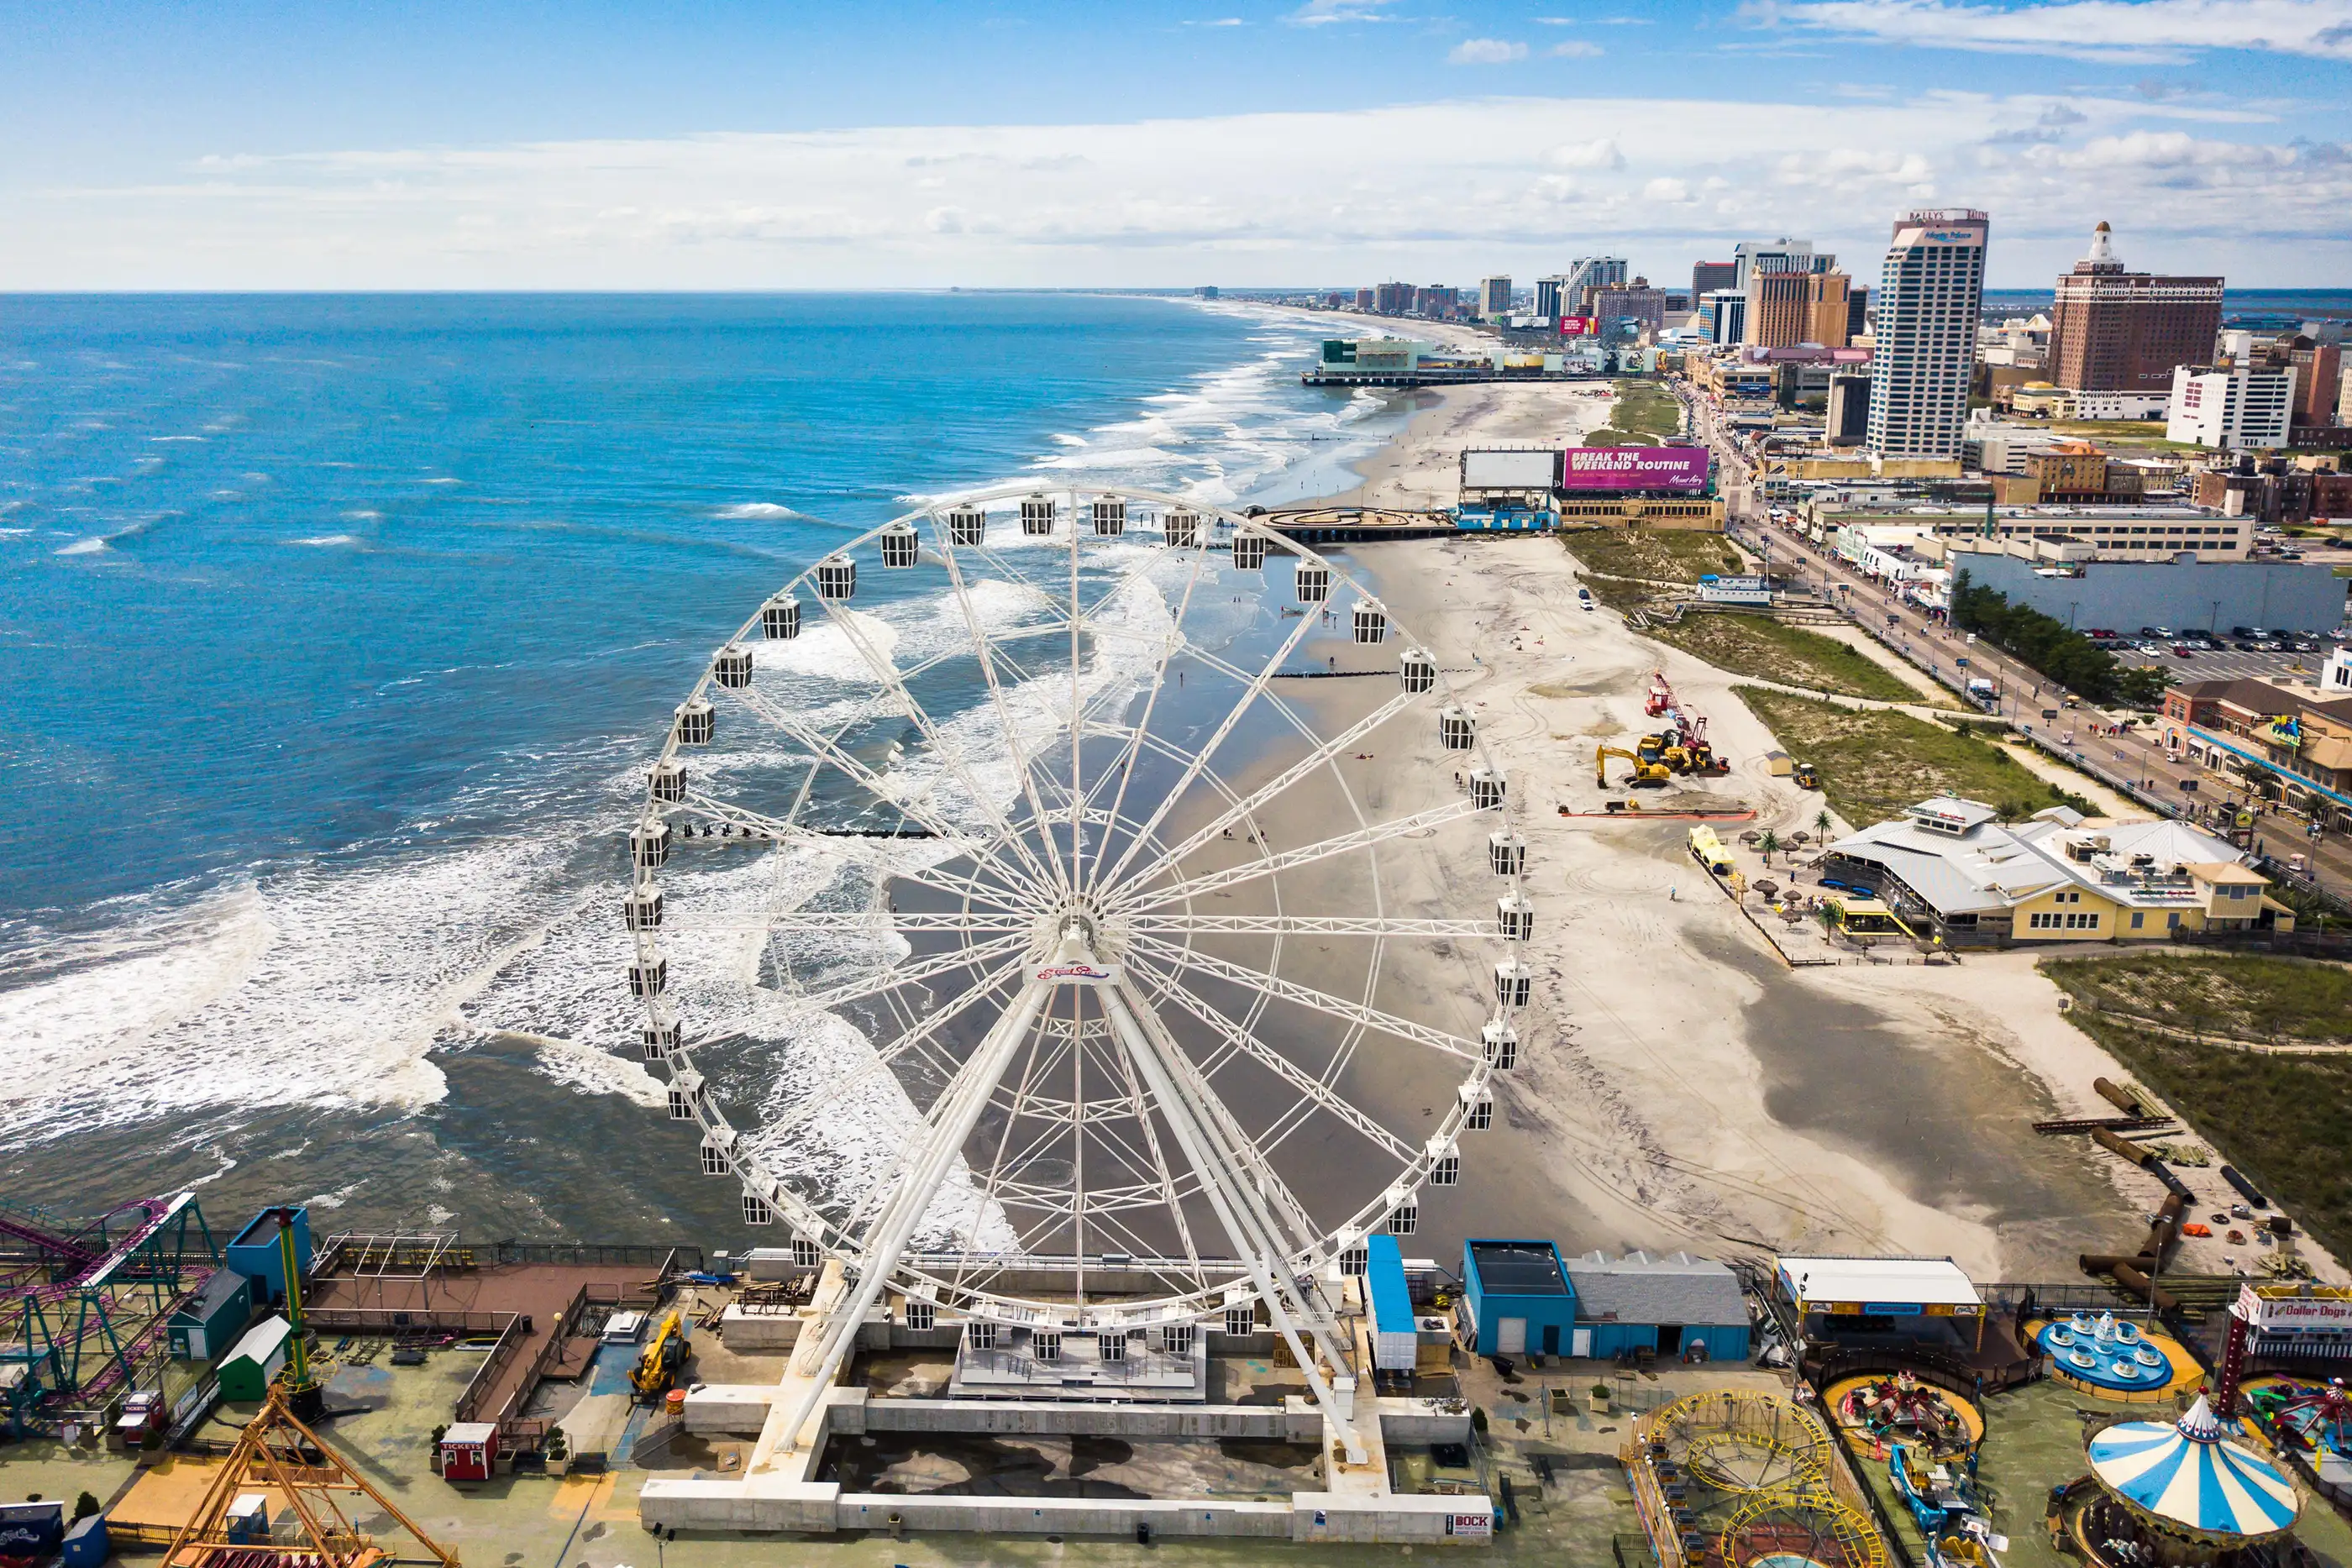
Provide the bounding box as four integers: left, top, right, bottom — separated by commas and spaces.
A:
291, 534, 360, 548
55, 538, 108, 556
343, 510, 382, 522
715, 502, 806, 521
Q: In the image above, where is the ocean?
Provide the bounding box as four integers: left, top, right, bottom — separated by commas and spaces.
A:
0, 291, 1401, 1240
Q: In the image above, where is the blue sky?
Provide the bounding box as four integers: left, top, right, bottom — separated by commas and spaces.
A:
4, 0, 2349, 288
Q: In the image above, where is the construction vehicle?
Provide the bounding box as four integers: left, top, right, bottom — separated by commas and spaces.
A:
1793, 760, 1819, 789
1598, 746, 1671, 788
1640, 672, 1730, 774
631, 1303, 690, 1402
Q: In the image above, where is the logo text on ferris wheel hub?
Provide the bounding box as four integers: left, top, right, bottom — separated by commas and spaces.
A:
1038, 961, 1119, 985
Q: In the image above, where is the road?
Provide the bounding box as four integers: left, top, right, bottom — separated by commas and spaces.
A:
1673, 381, 2352, 907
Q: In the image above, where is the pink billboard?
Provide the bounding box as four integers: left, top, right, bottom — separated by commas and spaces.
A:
1560, 446, 1710, 492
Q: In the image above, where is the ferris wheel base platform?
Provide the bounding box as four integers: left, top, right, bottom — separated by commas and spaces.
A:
640, 1385, 1492, 1544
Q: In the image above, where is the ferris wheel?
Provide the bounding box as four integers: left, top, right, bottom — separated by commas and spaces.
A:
624, 482, 1529, 1458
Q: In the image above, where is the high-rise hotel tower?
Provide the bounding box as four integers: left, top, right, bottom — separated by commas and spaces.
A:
1866, 208, 1988, 461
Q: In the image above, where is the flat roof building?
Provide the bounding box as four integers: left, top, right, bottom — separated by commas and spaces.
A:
2170, 364, 2296, 451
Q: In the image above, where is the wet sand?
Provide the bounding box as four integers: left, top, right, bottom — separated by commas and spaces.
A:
1329, 526, 2137, 1278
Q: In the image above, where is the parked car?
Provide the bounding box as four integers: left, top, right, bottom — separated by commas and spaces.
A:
2172, 645, 2196, 658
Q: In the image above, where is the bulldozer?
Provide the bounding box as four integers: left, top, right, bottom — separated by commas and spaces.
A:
1793, 760, 1819, 789
1641, 731, 1726, 776
1598, 745, 1671, 788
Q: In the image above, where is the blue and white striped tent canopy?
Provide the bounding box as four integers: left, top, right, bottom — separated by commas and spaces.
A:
2087, 1397, 2301, 1541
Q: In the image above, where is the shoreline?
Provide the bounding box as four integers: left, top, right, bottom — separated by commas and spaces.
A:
1271, 379, 2342, 1282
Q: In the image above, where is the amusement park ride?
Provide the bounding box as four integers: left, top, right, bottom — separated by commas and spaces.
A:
622, 485, 1528, 1536
1627, 1389, 1890, 1568
0, 1192, 217, 1434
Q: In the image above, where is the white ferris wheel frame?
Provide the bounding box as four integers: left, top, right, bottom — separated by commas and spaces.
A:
626, 480, 1529, 1455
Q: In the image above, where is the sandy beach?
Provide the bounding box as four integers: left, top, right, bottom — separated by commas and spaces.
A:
1266, 377, 2344, 1285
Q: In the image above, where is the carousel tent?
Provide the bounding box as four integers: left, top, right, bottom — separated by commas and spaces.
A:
2086, 1397, 2300, 1541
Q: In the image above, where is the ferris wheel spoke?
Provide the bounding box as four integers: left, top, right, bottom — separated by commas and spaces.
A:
931, 534, 1079, 897
679, 798, 1046, 910
1130, 915, 1486, 938
757, 910, 1032, 936
759, 952, 1031, 1158
1100, 974, 1366, 1462
1117, 798, 1484, 913
1116, 690, 1422, 896
776, 979, 1054, 1453
1106, 1033, 1209, 1289
1127, 954, 1415, 1165
805, 591, 1068, 898
1113, 973, 1323, 1263
1127, 932, 1483, 1064
782, 931, 1032, 1017
1082, 547, 1207, 891
727, 687, 1038, 891
1088, 600, 1323, 897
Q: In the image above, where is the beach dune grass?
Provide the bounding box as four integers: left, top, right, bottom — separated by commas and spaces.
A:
2044, 954, 2352, 1265
1562, 527, 1743, 585
2043, 953, 2352, 1045
1604, 379, 1683, 441
1735, 685, 2091, 826
1641, 614, 1931, 705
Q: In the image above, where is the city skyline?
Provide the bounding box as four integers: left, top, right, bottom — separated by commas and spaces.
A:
3, 0, 2350, 289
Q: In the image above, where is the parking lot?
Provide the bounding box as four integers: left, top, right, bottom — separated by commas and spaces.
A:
2081, 627, 2344, 687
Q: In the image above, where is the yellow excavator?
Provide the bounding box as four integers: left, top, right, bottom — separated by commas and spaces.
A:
632, 1302, 692, 1403
1598, 746, 1671, 788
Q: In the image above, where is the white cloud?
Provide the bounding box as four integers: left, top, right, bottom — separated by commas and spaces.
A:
8, 92, 2347, 287
1548, 39, 1606, 55
1449, 37, 1530, 62
1548, 135, 1628, 168
1289, 0, 1399, 23
1759, 0, 2352, 63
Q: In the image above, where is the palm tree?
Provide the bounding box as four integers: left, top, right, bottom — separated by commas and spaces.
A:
1814, 808, 1833, 840
1760, 829, 1781, 865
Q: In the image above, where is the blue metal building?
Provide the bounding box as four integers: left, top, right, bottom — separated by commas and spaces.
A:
1563, 1251, 1751, 1364
1460, 1239, 1578, 1357
224, 1207, 311, 1308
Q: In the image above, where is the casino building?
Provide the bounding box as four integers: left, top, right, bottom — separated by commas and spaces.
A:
1551, 443, 1726, 529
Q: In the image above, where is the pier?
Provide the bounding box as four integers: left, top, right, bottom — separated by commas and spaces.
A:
1254, 506, 1459, 544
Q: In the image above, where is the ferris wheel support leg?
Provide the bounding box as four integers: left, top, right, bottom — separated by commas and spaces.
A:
771, 978, 1053, 1455
1099, 979, 1371, 1467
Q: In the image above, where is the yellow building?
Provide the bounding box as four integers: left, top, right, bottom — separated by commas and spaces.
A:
1823, 797, 2292, 945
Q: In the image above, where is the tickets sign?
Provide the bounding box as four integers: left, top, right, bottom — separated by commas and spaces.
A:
1560, 446, 1710, 492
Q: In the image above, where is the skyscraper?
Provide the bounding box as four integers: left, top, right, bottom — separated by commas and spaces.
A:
1562, 255, 1628, 314
1692, 260, 1736, 302
2046, 222, 2223, 393
1744, 269, 1851, 349
1866, 209, 1988, 461
1478, 276, 1514, 319
1730, 238, 1831, 292
1535, 275, 1569, 319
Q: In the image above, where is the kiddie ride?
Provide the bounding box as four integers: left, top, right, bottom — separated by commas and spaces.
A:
1891, 1444, 2007, 1568
2248, 1377, 2352, 1462
1836, 1372, 1974, 1460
